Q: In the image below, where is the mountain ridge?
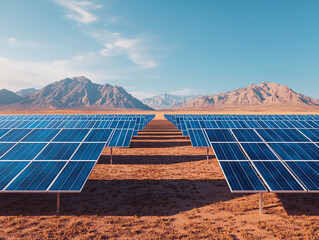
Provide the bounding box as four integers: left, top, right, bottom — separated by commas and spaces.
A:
0, 76, 153, 110
176, 82, 319, 109
142, 93, 200, 110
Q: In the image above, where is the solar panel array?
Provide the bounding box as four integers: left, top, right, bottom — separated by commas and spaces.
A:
165, 114, 319, 193
0, 114, 154, 193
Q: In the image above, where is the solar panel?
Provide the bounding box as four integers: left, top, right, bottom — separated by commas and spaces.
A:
0, 114, 154, 195
165, 114, 319, 193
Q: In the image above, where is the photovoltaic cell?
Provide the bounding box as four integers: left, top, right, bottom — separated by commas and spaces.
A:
1, 143, 47, 160
299, 129, 319, 142
231, 129, 262, 142
269, 143, 319, 160
21, 129, 60, 142
52, 129, 90, 142
49, 161, 95, 191
253, 161, 305, 192
241, 143, 279, 160
219, 161, 267, 192
286, 161, 319, 192
84, 129, 113, 142
0, 143, 15, 157
212, 143, 247, 160
0, 161, 30, 190
36, 143, 80, 160
0, 129, 32, 142
6, 161, 66, 191
205, 129, 235, 142
71, 143, 105, 160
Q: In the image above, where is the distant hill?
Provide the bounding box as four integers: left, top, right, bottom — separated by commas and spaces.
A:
142, 93, 200, 110
177, 82, 319, 109
0, 89, 24, 105
16, 88, 38, 97
0, 76, 153, 110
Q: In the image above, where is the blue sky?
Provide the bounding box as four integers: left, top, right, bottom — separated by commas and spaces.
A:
1, 0, 319, 99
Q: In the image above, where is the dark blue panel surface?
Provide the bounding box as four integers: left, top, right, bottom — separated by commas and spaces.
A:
107, 129, 121, 147
21, 129, 60, 142
188, 129, 210, 147
6, 161, 66, 191
53, 129, 90, 142
36, 143, 80, 160
205, 129, 235, 142
0, 143, 15, 158
253, 161, 305, 191
241, 143, 278, 160
123, 130, 133, 147
232, 129, 263, 142
299, 129, 319, 142
212, 143, 247, 160
84, 129, 113, 142
71, 143, 105, 160
269, 143, 319, 160
0, 129, 10, 139
0, 129, 32, 142
49, 161, 95, 191
0, 161, 29, 190
219, 161, 267, 192
286, 161, 319, 192
1, 143, 47, 160
256, 129, 310, 142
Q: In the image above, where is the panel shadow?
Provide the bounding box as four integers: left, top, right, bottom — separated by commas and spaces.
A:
0, 179, 246, 216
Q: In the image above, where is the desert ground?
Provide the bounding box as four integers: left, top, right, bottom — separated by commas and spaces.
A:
0, 109, 319, 239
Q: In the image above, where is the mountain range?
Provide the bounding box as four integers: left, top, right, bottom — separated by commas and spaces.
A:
141, 93, 200, 110
176, 82, 319, 109
0, 78, 318, 111
0, 76, 152, 110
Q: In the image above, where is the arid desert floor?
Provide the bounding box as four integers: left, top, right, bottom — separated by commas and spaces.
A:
0, 113, 319, 239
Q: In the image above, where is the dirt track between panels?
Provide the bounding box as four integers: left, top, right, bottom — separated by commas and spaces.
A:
0, 119, 319, 239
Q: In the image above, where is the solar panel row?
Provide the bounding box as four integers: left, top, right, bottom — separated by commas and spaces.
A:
0, 114, 154, 193
165, 114, 319, 193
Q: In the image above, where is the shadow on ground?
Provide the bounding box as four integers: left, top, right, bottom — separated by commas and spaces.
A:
98, 154, 215, 164
277, 193, 319, 216
0, 179, 241, 216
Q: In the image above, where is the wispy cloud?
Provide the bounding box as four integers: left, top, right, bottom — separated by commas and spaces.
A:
0, 54, 125, 91
54, 0, 101, 24
96, 31, 158, 69
6, 37, 40, 46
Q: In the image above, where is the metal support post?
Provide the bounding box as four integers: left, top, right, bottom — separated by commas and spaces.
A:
57, 193, 60, 215
259, 193, 263, 214
206, 147, 209, 164
110, 147, 112, 164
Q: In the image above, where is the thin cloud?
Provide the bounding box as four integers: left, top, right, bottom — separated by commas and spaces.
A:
0, 55, 124, 91
6, 37, 40, 46
96, 31, 158, 69
54, 0, 101, 24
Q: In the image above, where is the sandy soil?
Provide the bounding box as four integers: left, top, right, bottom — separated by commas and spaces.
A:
0, 113, 319, 239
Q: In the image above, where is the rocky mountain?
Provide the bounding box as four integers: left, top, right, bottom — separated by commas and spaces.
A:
142, 93, 200, 110
1, 76, 153, 110
16, 88, 38, 97
177, 82, 319, 109
0, 89, 24, 105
